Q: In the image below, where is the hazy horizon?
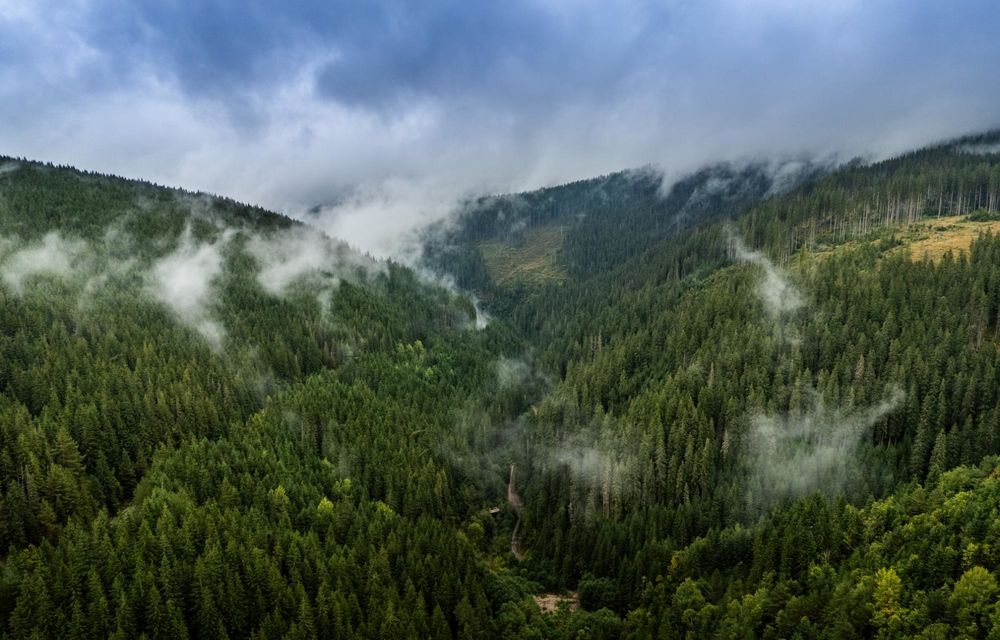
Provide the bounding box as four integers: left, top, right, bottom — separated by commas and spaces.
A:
3, 0, 999, 255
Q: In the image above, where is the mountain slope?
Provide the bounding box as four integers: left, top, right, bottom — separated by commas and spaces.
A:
4, 130, 1000, 638
0, 158, 556, 639
424, 132, 1000, 638
421, 160, 826, 316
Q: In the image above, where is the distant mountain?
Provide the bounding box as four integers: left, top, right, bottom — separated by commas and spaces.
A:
420, 159, 829, 313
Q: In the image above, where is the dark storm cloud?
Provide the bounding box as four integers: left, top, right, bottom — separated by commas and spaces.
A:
1, 0, 998, 255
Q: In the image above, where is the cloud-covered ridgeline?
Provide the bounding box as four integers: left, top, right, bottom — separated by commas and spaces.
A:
1, 1, 999, 256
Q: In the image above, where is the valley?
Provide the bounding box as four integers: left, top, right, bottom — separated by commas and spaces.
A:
3, 132, 1000, 638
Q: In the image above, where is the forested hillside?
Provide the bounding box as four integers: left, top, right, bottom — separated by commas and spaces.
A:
4, 130, 1000, 639
423, 131, 1000, 638
421, 159, 824, 316
0, 159, 565, 638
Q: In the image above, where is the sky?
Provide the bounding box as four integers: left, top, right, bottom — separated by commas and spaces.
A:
1, 0, 999, 256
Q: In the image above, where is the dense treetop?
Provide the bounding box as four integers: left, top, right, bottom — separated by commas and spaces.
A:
3, 132, 1000, 638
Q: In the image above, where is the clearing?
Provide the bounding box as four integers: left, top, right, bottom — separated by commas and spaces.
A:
479, 225, 567, 288
906, 215, 1000, 262
532, 592, 579, 614
800, 213, 1000, 265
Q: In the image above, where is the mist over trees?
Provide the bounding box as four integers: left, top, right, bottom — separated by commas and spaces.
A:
4, 132, 1000, 638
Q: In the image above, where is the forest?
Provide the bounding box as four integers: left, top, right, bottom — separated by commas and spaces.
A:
2, 130, 1000, 638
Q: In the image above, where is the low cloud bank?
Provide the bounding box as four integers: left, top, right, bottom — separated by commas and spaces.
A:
745, 387, 904, 508
0, 232, 89, 293
730, 231, 903, 508
958, 142, 1000, 155
148, 227, 229, 347
729, 233, 803, 320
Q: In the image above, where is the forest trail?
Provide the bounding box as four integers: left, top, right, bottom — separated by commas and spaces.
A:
508, 463, 524, 560
507, 463, 522, 509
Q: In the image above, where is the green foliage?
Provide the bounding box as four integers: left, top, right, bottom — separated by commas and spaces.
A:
421, 130, 1000, 637
0, 158, 522, 638
5, 130, 1000, 638
625, 459, 1000, 638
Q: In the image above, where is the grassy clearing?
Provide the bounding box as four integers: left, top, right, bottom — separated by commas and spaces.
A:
905, 215, 1000, 262
798, 214, 1000, 266
532, 592, 579, 614
479, 225, 568, 288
